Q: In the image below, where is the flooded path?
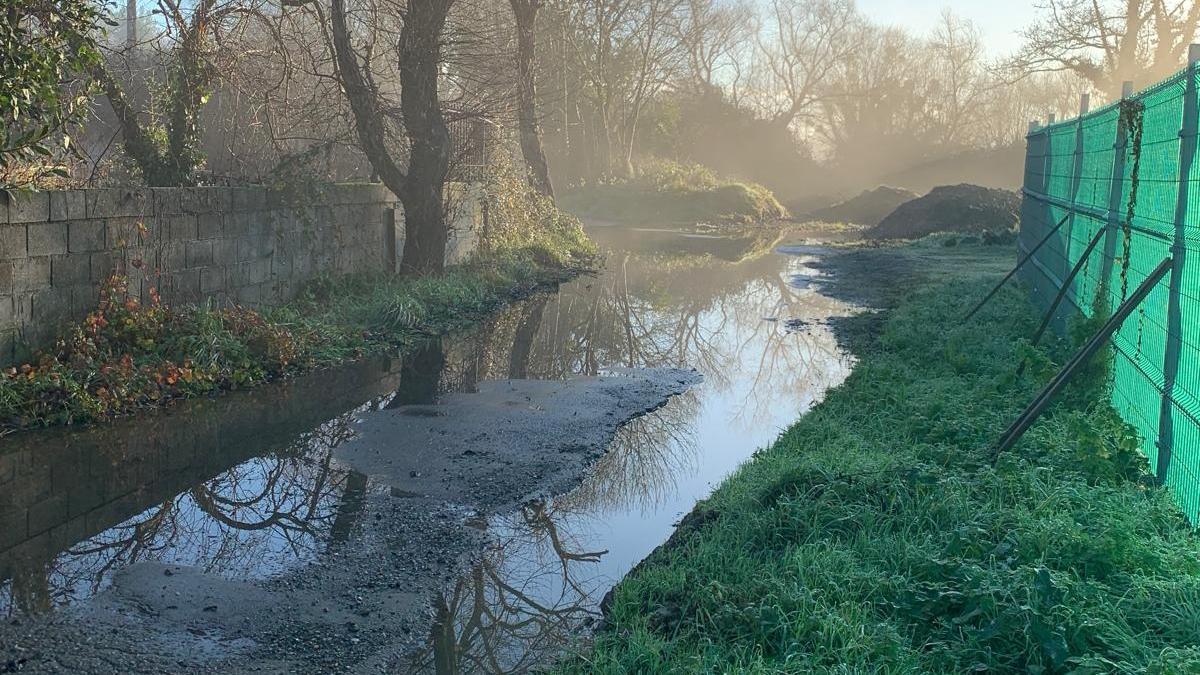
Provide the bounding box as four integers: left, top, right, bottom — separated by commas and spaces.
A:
0, 224, 856, 673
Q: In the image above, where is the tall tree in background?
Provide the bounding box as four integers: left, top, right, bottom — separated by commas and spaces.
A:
1, 0, 108, 188
510, 0, 555, 199
93, 0, 268, 186
1015, 0, 1200, 96
331, 0, 455, 275
755, 0, 858, 131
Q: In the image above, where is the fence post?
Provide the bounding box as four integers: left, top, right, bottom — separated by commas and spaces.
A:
1156, 45, 1200, 482
1064, 94, 1090, 285
1099, 81, 1136, 303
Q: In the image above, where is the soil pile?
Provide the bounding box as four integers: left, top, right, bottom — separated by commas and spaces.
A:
867, 184, 1020, 240
808, 186, 919, 226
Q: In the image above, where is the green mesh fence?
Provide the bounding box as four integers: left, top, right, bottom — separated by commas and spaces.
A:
1020, 64, 1200, 521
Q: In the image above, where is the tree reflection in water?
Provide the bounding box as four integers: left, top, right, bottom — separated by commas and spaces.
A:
401, 500, 605, 675
401, 228, 853, 673
1, 409, 369, 617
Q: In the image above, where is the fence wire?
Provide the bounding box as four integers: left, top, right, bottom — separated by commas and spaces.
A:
1021, 63, 1200, 522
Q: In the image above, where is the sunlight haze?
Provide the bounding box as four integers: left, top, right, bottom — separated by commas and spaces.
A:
857, 0, 1039, 56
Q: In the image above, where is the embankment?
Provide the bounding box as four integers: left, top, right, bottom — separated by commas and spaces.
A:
559, 240, 1200, 673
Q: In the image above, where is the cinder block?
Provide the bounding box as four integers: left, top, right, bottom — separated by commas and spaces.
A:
151, 187, 179, 216
201, 266, 226, 293
197, 213, 222, 239
212, 238, 238, 266
27, 222, 67, 256
6, 192, 49, 223
70, 285, 100, 314
13, 257, 51, 291
32, 289, 72, 327
105, 217, 145, 249
49, 191, 87, 221
169, 268, 202, 299
231, 187, 267, 211
50, 255, 90, 287
89, 251, 122, 281
167, 214, 198, 241
157, 242, 186, 271
0, 295, 15, 325
249, 258, 271, 284
14, 292, 32, 322
185, 240, 213, 268
236, 237, 257, 262
0, 225, 24, 260
86, 188, 150, 219
68, 220, 106, 253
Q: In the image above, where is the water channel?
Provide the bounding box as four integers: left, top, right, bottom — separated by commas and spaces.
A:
0, 224, 857, 673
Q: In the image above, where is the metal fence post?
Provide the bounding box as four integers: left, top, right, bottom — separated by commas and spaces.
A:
1156, 45, 1200, 481
1099, 81, 1136, 302
1064, 94, 1090, 283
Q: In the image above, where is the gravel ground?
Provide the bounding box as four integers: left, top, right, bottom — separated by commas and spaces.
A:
0, 368, 700, 674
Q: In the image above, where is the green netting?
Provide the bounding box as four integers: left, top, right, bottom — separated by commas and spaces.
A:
1021, 65, 1200, 522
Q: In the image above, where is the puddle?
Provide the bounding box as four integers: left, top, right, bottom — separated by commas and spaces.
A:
0, 223, 856, 671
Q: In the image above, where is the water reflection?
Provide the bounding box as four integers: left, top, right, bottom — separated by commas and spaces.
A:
403, 500, 603, 675
400, 224, 855, 673
0, 223, 854, 674
0, 358, 405, 617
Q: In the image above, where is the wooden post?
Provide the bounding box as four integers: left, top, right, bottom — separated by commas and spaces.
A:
1155, 44, 1200, 481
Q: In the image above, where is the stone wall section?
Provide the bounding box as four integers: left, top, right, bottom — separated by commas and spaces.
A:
0, 184, 402, 364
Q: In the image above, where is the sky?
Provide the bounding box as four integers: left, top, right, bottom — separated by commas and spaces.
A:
856, 0, 1041, 57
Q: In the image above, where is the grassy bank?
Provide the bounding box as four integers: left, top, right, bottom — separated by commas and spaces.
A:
0, 177, 596, 431
561, 241, 1200, 673
561, 159, 788, 225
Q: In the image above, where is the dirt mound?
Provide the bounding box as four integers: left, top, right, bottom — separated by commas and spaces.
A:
808, 186, 919, 226
867, 184, 1020, 240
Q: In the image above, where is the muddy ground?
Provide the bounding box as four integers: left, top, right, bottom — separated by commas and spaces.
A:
0, 368, 699, 674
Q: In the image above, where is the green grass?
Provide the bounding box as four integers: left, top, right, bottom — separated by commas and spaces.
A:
561, 159, 788, 225
559, 241, 1200, 674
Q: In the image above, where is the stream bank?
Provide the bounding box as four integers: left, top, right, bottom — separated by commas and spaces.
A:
556, 239, 1200, 674
1, 222, 858, 673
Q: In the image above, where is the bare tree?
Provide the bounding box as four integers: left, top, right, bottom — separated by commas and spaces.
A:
755, 0, 859, 130
510, 0, 555, 198
330, 0, 456, 275
1014, 0, 1200, 96
674, 0, 752, 95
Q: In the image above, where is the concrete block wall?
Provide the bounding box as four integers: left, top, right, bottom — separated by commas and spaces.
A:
0, 184, 403, 364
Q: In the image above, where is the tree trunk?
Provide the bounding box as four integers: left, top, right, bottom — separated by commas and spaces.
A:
330, 0, 454, 277
510, 0, 555, 199
398, 0, 453, 275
